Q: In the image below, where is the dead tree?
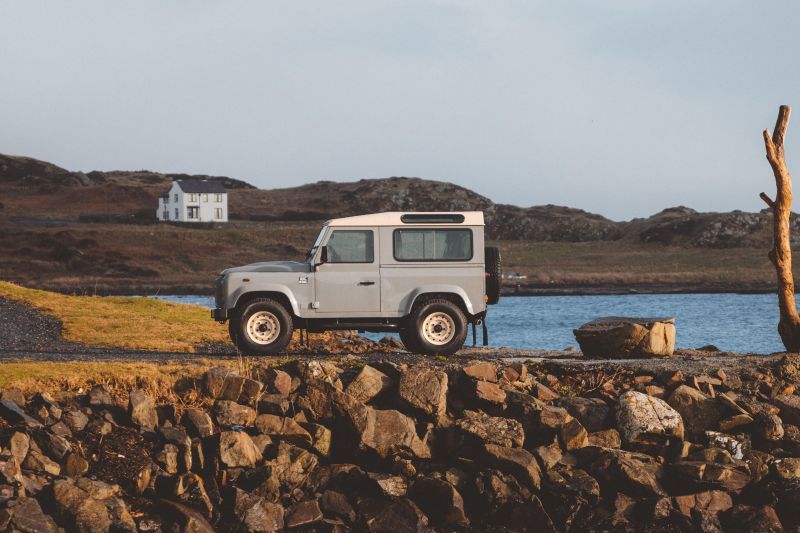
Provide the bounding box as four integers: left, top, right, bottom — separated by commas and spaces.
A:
760, 105, 800, 351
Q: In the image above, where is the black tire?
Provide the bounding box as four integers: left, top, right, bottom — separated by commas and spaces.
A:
234, 299, 294, 355
399, 328, 421, 353
485, 246, 502, 305
408, 299, 468, 356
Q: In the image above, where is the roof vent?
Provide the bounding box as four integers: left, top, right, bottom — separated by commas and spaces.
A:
400, 214, 465, 224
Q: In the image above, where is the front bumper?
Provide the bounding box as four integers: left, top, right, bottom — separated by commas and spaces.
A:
212, 308, 228, 322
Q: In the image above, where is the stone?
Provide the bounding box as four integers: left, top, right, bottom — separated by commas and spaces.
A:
219, 431, 262, 468
49, 421, 72, 437
127, 389, 157, 431
254, 414, 313, 448
556, 396, 610, 432
64, 453, 89, 477
359, 497, 429, 532
574, 316, 675, 357
773, 457, 800, 480
345, 365, 392, 403
409, 476, 469, 527
214, 400, 256, 427
588, 429, 622, 448
23, 449, 60, 476
463, 361, 497, 382
2, 497, 59, 533
774, 394, 800, 425
456, 410, 524, 448
495, 495, 558, 533
63, 409, 89, 432
320, 490, 356, 523
559, 417, 589, 450
671, 461, 750, 492
368, 472, 408, 497
0, 399, 42, 428
155, 444, 180, 474
263, 368, 294, 396
270, 442, 319, 489
398, 367, 448, 418
239, 378, 264, 405
588, 448, 665, 497
0, 388, 25, 405
674, 490, 733, 518
53, 479, 114, 533
160, 500, 216, 533
754, 412, 784, 441
533, 441, 563, 471
203, 367, 238, 398
229, 487, 284, 532
533, 381, 561, 402
8, 432, 29, 465
471, 380, 507, 405
721, 505, 783, 533
155, 404, 178, 426
182, 408, 215, 438
304, 423, 332, 457
719, 414, 754, 433
258, 394, 291, 416
482, 443, 542, 489
35, 430, 71, 460
616, 391, 684, 446
668, 385, 724, 438
502, 363, 527, 382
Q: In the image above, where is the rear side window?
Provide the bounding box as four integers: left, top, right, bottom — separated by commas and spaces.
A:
327, 230, 374, 263
393, 229, 473, 261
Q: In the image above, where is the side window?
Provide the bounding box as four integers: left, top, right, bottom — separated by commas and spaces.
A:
326, 230, 374, 263
394, 229, 472, 261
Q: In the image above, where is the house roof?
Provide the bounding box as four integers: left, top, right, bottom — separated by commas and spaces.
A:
174, 180, 227, 194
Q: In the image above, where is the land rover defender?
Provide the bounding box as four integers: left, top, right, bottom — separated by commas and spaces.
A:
212, 211, 502, 355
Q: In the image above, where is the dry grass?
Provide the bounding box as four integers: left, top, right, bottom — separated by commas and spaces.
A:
0, 281, 230, 351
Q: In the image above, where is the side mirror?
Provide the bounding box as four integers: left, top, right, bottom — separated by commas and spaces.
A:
319, 246, 328, 264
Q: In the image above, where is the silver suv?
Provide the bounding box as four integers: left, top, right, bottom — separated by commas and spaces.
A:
212, 211, 501, 355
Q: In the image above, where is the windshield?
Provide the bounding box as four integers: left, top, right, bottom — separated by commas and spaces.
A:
305, 225, 328, 262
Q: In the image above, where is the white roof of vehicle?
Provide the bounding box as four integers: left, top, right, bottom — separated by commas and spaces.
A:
328, 211, 484, 227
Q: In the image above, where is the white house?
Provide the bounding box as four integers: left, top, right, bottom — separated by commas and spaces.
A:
157, 180, 228, 223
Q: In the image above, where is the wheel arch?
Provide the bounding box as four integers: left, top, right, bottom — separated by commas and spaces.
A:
232, 289, 298, 318
407, 287, 475, 318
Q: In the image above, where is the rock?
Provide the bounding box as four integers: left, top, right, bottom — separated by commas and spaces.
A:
203, 367, 238, 398
219, 431, 262, 468
533, 441, 563, 471
495, 495, 558, 533
674, 490, 733, 517
719, 413, 754, 433
409, 476, 469, 527
533, 381, 561, 402
286, 499, 323, 528
668, 385, 724, 438
588, 429, 622, 448
304, 423, 332, 457
754, 412, 784, 441
239, 378, 264, 406
258, 394, 291, 417
254, 414, 313, 448
345, 365, 392, 403
63, 409, 89, 433
270, 442, 319, 489
214, 400, 256, 427
262, 368, 294, 396
0, 388, 26, 406
64, 453, 89, 477
502, 363, 527, 382
774, 394, 800, 425
456, 410, 524, 448
155, 444, 180, 474
1, 497, 59, 533
588, 448, 665, 497
23, 449, 60, 475
0, 399, 42, 428
721, 505, 783, 532
34, 430, 71, 460
463, 361, 497, 382
49, 421, 72, 437
160, 500, 216, 533
8, 432, 29, 465
559, 417, 589, 451
398, 367, 448, 418
229, 487, 284, 532
368, 472, 408, 497
671, 461, 750, 492
616, 391, 684, 446
471, 380, 507, 406
574, 316, 675, 357
320, 490, 356, 523
773, 457, 800, 480
556, 396, 610, 432
127, 389, 157, 431
182, 408, 215, 438
705, 431, 745, 460
482, 443, 542, 489
359, 497, 429, 532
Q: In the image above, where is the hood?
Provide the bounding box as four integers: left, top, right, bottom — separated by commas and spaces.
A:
222, 261, 312, 275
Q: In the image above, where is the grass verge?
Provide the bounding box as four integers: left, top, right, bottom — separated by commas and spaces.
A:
0, 281, 229, 352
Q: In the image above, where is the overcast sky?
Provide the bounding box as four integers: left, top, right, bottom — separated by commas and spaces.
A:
2, 1, 799, 220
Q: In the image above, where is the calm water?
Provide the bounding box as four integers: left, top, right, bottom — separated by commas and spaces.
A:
151, 293, 785, 354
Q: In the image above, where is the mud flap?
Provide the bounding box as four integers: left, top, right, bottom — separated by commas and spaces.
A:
482, 319, 489, 346
472, 322, 477, 346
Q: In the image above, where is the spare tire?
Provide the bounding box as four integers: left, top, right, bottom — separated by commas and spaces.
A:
484, 246, 502, 305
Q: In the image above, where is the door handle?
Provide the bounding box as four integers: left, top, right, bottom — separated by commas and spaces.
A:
358, 281, 376, 286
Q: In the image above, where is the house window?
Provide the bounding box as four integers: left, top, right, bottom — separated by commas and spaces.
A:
163, 211, 169, 220
187, 206, 199, 220
188, 193, 198, 202
174, 208, 179, 219
326, 230, 374, 263
214, 208, 223, 219
215, 194, 223, 202
201, 193, 208, 202
393, 229, 473, 261
174, 194, 178, 202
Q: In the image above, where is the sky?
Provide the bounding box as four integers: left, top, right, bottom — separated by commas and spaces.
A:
2, 1, 799, 221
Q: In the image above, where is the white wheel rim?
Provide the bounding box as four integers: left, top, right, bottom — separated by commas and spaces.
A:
421, 311, 456, 345
246, 311, 281, 345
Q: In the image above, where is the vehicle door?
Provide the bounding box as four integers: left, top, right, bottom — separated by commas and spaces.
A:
314, 228, 380, 315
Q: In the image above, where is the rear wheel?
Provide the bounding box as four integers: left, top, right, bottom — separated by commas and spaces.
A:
485, 246, 502, 305
234, 299, 294, 355
408, 299, 467, 356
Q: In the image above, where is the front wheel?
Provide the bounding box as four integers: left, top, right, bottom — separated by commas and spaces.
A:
408, 299, 468, 356
234, 299, 294, 355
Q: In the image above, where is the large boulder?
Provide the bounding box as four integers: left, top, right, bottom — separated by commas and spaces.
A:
345, 365, 392, 404
219, 431, 262, 468
668, 385, 724, 439
398, 367, 448, 418
456, 410, 524, 448
616, 391, 684, 446
574, 317, 675, 358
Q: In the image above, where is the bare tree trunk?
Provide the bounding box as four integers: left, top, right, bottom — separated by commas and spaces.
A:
760, 105, 800, 351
